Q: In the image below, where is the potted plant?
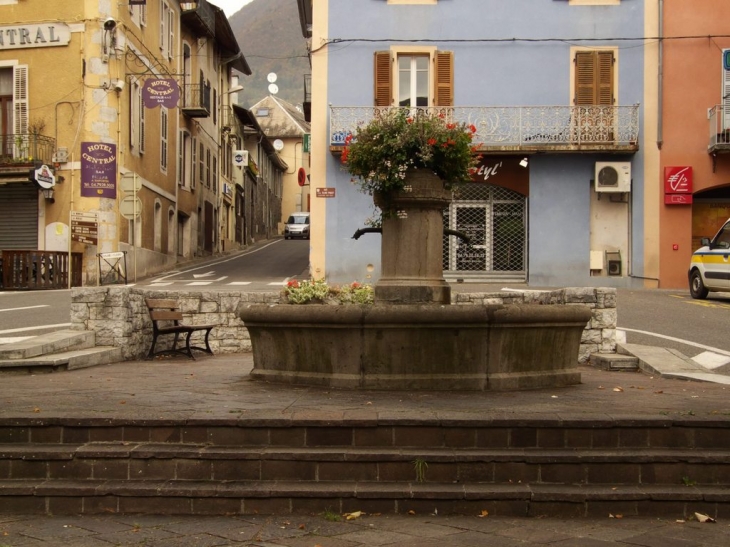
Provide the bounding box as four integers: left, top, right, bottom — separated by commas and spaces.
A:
341, 108, 480, 204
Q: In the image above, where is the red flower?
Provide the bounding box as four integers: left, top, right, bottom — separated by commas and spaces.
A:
469, 124, 477, 134
351, 282, 361, 289
407, 117, 413, 124
344, 134, 353, 145
447, 123, 455, 129
438, 112, 445, 119
287, 280, 300, 288
341, 147, 349, 164
427, 138, 437, 146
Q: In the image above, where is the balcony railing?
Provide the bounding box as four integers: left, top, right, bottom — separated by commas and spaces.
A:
330, 105, 640, 154
0, 133, 55, 168
708, 104, 730, 154
181, 83, 211, 118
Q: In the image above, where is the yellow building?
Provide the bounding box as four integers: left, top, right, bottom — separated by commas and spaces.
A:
0, 0, 249, 287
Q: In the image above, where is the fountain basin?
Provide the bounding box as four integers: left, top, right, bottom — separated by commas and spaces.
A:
239, 303, 591, 391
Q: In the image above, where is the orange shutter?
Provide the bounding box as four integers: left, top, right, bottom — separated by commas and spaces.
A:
575, 51, 614, 105
434, 51, 453, 107
373, 51, 392, 106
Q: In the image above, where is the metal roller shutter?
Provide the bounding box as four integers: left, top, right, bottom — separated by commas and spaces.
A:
0, 183, 38, 250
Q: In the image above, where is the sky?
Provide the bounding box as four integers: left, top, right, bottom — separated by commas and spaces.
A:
212, 0, 254, 18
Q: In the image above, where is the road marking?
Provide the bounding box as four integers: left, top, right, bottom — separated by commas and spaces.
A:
0, 323, 71, 335
0, 305, 49, 313
268, 281, 286, 286
189, 281, 212, 286
0, 336, 33, 345
228, 282, 252, 286
193, 271, 215, 278
620, 327, 730, 357
152, 240, 282, 282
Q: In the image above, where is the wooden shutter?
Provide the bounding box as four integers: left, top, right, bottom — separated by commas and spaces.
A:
574, 51, 614, 105
374, 51, 392, 106
13, 65, 28, 135
434, 51, 453, 107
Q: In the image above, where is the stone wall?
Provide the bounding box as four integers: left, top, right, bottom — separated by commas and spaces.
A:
70, 287, 616, 362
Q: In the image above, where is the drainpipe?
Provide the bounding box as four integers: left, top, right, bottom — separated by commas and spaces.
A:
657, 0, 664, 149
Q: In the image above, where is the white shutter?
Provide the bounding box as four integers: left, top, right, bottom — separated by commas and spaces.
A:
168, 7, 174, 61
191, 136, 197, 189
721, 49, 730, 131
13, 65, 28, 136
160, 108, 168, 170
159, 0, 165, 52
129, 82, 137, 149
139, 85, 145, 153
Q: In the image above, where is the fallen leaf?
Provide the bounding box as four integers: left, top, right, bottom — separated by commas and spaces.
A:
654, 390, 664, 394
298, 524, 305, 530
695, 512, 716, 523
366, 402, 372, 405
597, 386, 605, 390
676, 519, 685, 523
408, 510, 416, 515
119, 401, 126, 405
344, 511, 364, 520
32, 407, 41, 413
371, 513, 381, 517
477, 510, 489, 518
613, 387, 624, 392
551, 395, 559, 399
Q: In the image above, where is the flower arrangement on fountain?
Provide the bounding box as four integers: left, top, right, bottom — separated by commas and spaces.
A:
283, 279, 374, 305
341, 108, 481, 200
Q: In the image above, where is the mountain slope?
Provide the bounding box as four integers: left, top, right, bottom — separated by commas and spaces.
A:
228, 0, 309, 108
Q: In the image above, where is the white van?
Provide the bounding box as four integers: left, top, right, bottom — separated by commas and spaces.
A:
284, 212, 310, 240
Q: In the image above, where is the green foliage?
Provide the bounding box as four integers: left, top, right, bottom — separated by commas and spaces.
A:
341, 108, 481, 196
322, 507, 341, 521
283, 279, 374, 305
413, 458, 428, 483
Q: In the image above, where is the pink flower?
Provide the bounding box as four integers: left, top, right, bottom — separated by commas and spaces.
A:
287, 280, 300, 288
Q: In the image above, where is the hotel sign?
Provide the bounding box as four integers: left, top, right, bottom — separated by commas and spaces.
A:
0, 23, 71, 50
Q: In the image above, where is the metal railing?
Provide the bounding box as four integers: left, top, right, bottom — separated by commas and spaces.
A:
0, 133, 55, 167
330, 105, 640, 150
1, 250, 82, 290
181, 83, 211, 116
708, 104, 730, 152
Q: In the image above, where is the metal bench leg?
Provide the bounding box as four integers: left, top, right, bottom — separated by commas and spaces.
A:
147, 333, 159, 360
184, 330, 196, 360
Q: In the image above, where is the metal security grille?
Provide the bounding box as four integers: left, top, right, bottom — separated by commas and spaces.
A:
443, 184, 527, 281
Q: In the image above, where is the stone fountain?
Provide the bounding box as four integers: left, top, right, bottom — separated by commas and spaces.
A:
239, 170, 591, 391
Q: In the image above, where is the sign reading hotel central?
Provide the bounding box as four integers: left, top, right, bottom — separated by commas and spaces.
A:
81, 142, 117, 199
0, 23, 70, 50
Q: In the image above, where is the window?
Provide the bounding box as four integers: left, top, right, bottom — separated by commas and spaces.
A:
574, 50, 615, 106
374, 49, 452, 107
206, 147, 211, 187
130, 4, 146, 26
199, 142, 205, 187
130, 79, 145, 155
167, 5, 174, 61
160, 107, 168, 171
191, 136, 197, 190
212, 155, 217, 192
178, 130, 190, 187
159, 0, 173, 59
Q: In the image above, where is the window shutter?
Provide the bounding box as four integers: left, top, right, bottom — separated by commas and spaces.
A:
597, 51, 614, 105
139, 86, 146, 153
575, 51, 614, 105
373, 51, 392, 106
159, 0, 165, 51
13, 65, 28, 135
191, 137, 197, 189
130, 82, 137, 149
168, 6, 174, 60
434, 51, 453, 107
575, 52, 595, 105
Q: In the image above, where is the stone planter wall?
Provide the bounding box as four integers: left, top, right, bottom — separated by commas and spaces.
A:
70, 286, 616, 362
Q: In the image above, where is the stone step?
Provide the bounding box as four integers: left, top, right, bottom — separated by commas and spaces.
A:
0, 479, 728, 517
590, 352, 639, 371
0, 330, 95, 360
0, 346, 123, 374
2, 443, 729, 485
2, 420, 730, 449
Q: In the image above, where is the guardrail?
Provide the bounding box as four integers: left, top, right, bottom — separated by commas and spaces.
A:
0, 133, 55, 167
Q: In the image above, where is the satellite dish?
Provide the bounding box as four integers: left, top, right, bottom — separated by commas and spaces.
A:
273, 139, 284, 151
267, 72, 277, 83
268, 83, 279, 95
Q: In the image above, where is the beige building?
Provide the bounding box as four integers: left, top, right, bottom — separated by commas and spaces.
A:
0, 0, 251, 287
249, 95, 311, 233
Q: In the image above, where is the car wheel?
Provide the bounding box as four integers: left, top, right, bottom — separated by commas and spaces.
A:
689, 269, 709, 300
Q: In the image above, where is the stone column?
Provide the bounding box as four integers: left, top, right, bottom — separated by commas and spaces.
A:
374, 169, 452, 304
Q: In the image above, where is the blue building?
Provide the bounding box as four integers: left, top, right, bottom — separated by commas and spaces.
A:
297, 0, 658, 288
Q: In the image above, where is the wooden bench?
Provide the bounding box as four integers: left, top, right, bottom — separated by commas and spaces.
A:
145, 298, 216, 360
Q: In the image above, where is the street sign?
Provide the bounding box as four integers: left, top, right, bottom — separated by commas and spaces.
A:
303, 133, 311, 153
119, 196, 142, 219
71, 218, 98, 245
316, 188, 336, 198
71, 210, 99, 223
120, 172, 141, 193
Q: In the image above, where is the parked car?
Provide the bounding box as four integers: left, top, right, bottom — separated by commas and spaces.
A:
284, 212, 310, 240
689, 218, 730, 299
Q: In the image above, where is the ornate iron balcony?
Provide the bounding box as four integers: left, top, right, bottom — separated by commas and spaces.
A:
181, 83, 211, 118
330, 105, 640, 154
0, 133, 56, 169
708, 105, 730, 155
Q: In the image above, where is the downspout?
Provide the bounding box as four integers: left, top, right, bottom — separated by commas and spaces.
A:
657, 0, 664, 150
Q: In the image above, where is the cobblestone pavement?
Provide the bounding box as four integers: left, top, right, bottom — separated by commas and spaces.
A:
1, 512, 730, 546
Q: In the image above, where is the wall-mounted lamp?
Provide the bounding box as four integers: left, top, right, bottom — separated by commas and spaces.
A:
41, 188, 54, 202
519, 157, 529, 168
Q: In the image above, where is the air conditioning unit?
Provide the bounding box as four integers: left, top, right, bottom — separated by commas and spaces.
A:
595, 162, 631, 193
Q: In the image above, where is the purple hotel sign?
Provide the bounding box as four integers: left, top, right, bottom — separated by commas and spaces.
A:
81, 142, 117, 198
142, 79, 179, 109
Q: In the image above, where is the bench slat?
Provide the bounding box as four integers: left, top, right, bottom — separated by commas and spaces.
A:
149, 310, 184, 321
